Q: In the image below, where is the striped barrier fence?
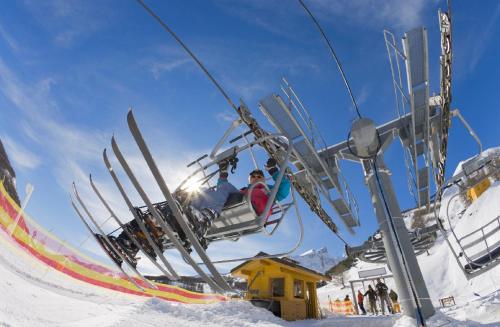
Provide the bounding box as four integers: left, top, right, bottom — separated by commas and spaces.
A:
0, 182, 226, 304
328, 298, 354, 315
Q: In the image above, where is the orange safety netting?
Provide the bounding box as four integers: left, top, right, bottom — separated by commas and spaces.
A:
329, 299, 354, 315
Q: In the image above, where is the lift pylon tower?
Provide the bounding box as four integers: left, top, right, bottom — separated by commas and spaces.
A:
320, 117, 435, 320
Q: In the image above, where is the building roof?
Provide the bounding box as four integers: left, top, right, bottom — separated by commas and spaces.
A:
230, 252, 331, 281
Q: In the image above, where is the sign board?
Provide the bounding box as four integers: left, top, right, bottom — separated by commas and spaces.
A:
439, 296, 455, 308
358, 267, 387, 279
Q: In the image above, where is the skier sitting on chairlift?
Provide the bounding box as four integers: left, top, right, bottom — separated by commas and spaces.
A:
111, 157, 290, 258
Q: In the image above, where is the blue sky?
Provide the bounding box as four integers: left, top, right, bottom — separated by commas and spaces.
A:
0, 0, 499, 276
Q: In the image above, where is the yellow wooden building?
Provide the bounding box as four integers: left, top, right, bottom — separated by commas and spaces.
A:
230, 252, 330, 321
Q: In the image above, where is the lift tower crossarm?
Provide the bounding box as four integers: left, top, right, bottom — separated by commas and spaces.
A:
319, 110, 442, 165
236, 101, 340, 235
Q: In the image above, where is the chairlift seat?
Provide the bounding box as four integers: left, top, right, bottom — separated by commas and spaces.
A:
464, 242, 500, 272
205, 192, 267, 238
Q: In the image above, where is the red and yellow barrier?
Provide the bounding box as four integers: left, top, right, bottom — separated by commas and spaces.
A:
328, 298, 354, 315
0, 182, 226, 304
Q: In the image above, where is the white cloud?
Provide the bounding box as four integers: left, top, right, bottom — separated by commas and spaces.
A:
1, 136, 41, 170
0, 53, 206, 232
466, 4, 500, 73
355, 86, 369, 106
141, 46, 192, 80
0, 71, 218, 276
219, 0, 428, 35
215, 110, 238, 125
149, 58, 191, 80
314, 0, 428, 30
0, 23, 19, 52
22, 0, 113, 47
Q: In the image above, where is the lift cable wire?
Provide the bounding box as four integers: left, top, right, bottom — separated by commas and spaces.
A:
298, 0, 426, 324
136, 0, 238, 113
298, 0, 362, 119
135, 0, 350, 246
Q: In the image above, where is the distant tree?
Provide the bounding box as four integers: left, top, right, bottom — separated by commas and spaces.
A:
0, 139, 20, 205
326, 255, 355, 276
330, 273, 346, 288
326, 254, 356, 289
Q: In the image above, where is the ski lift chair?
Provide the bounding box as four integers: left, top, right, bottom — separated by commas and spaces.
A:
177, 119, 295, 243
436, 156, 500, 278
205, 182, 293, 241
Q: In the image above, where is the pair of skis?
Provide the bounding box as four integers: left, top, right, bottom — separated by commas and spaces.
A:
72, 110, 232, 294
70, 183, 156, 291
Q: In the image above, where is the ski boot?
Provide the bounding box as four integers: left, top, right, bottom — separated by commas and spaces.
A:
173, 189, 190, 207
155, 203, 190, 245
143, 213, 167, 240
95, 234, 123, 266
128, 229, 158, 260
95, 234, 138, 268
185, 206, 217, 250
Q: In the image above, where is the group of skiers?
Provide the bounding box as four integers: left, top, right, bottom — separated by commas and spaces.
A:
104, 157, 290, 262
356, 279, 399, 315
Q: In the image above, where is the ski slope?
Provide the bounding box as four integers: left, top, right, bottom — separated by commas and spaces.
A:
0, 216, 407, 326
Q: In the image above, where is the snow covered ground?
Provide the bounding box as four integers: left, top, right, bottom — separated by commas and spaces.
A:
0, 218, 411, 327
0, 153, 499, 326
0, 224, 409, 327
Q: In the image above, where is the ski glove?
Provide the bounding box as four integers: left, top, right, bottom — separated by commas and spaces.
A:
265, 158, 278, 175
218, 160, 229, 179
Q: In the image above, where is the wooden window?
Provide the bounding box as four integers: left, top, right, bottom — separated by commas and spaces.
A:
270, 278, 285, 297
293, 279, 304, 298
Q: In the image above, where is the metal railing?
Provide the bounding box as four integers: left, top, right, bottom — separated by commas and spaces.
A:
458, 215, 500, 262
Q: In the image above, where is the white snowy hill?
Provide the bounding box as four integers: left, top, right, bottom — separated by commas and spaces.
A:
290, 247, 341, 274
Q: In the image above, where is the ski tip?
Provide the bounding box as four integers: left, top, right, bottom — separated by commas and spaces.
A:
111, 136, 123, 159
71, 182, 80, 197
127, 109, 136, 128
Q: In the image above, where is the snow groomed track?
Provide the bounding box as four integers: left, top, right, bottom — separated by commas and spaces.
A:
0, 182, 225, 304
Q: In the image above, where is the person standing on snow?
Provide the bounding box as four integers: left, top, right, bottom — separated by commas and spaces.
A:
375, 278, 392, 315
389, 289, 398, 303
364, 285, 378, 315
357, 290, 367, 315
389, 289, 399, 313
